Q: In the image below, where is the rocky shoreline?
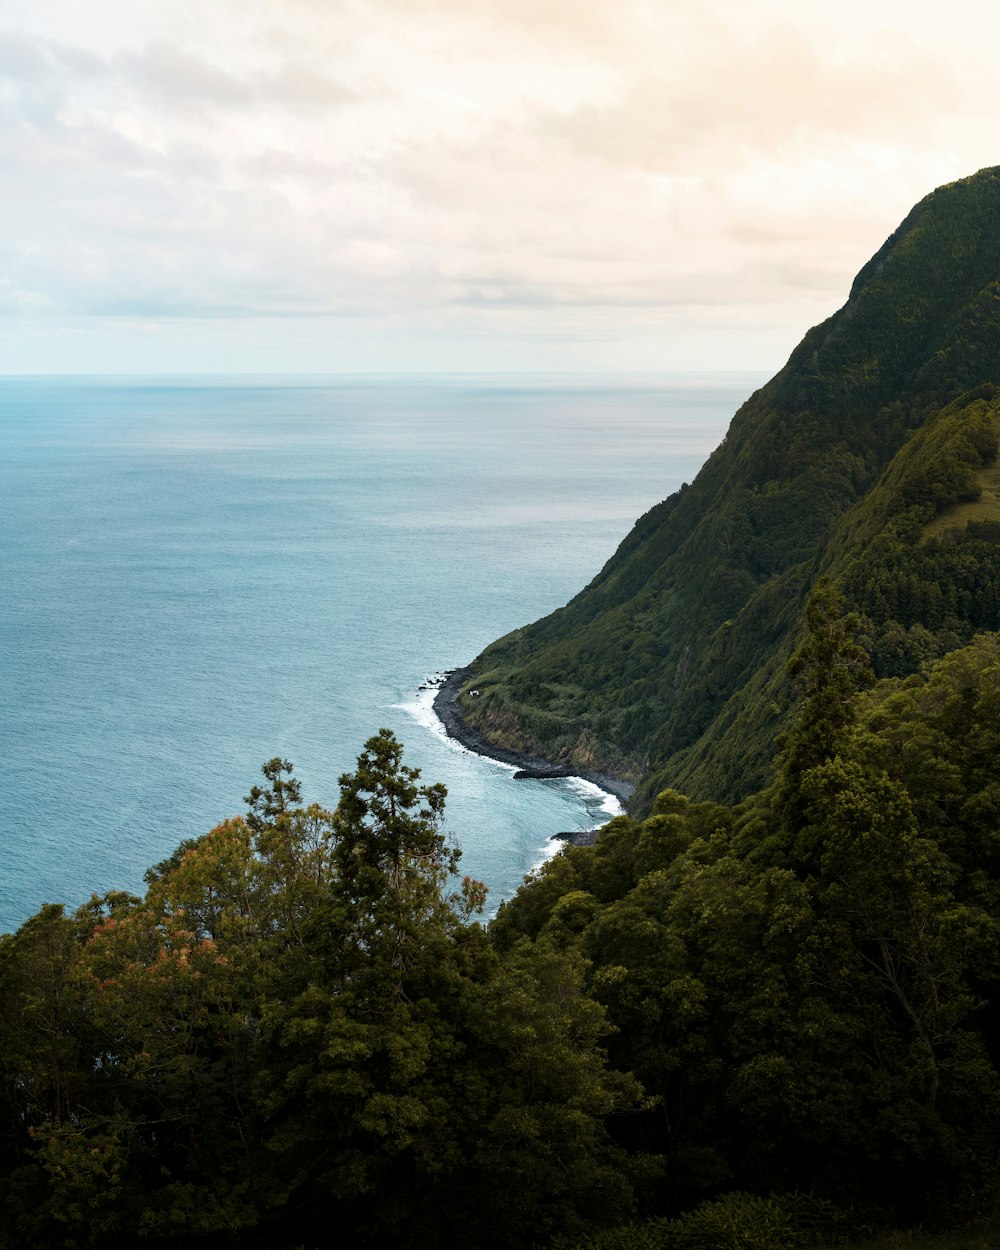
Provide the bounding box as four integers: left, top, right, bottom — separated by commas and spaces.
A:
430, 666, 635, 807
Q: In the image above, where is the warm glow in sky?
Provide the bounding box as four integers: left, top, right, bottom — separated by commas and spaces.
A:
2, 0, 999, 373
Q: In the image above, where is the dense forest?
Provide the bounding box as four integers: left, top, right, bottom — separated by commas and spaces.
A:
4, 615, 1000, 1247
6, 170, 1000, 1247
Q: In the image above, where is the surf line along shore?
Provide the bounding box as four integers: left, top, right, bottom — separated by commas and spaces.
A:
430, 667, 634, 849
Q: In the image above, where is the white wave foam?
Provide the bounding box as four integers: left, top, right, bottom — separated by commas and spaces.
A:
558, 773, 624, 820
527, 834, 563, 879
392, 677, 517, 775
394, 677, 625, 823
395, 681, 627, 822
394, 677, 625, 908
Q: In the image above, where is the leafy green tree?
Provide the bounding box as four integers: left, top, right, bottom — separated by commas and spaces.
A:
249, 731, 487, 1245
464, 938, 643, 1247
773, 583, 872, 839
331, 728, 462, 987
799, 758, 997, 1110
256, 730, 637, 1250
244, 757, 303, 833
858, 633, 1000, 906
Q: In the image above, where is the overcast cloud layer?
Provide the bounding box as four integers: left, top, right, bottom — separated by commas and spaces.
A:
2, 0, 998, 372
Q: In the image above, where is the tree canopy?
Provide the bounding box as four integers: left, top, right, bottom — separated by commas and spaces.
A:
4, 628, 1000, 1247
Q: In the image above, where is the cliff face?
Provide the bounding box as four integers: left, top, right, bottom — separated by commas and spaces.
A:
456, 168, 1000, 806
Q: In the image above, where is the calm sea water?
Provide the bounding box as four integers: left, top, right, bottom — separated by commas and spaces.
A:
0, 374, 764, 933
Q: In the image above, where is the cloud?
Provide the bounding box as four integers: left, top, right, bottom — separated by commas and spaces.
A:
120, 39, 254, 107
118, 39, 356, 114
543, 29, 958, 174
2, 0, 1000, 371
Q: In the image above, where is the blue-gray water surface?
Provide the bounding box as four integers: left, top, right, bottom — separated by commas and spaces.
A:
0, 374, 766, 933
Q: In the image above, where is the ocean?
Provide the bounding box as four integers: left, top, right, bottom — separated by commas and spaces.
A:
0, 373, 765, 933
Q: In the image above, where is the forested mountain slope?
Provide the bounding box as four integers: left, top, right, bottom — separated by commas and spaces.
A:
8, 168, 1000, 1249
455, 167, 1000, 805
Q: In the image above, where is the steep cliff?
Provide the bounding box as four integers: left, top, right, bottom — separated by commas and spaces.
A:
451, 168, 1000, 806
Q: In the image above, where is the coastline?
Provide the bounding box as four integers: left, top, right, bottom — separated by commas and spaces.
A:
431, 666, 635, 807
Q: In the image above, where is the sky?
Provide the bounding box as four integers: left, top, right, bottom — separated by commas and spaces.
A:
1, 0, 999, 375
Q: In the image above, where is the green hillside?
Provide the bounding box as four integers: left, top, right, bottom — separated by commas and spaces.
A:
454, 168, 1000, 805
7, 170, 1000, 1250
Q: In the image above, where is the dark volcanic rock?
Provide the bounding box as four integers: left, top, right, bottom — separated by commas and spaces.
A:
550, 827, 603, 848
513, 766, 576, 780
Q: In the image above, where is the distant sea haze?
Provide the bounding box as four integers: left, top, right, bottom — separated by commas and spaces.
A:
0, 373, 766, 933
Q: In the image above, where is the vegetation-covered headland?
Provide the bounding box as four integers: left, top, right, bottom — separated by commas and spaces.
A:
451, 166, 1000, 809
433, 665, 636, 802
6, 170, 1000, 1248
